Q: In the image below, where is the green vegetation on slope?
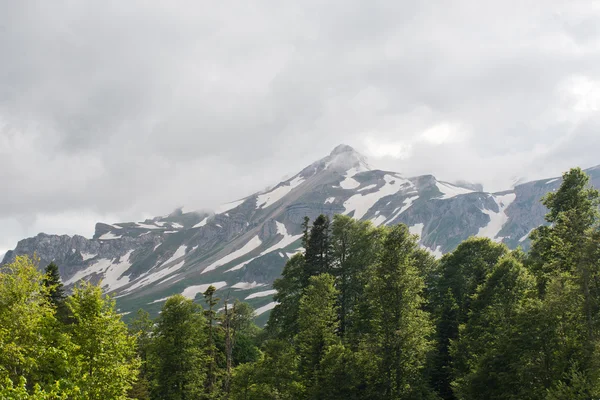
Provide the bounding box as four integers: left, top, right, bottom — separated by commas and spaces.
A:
2, 167, 600, 399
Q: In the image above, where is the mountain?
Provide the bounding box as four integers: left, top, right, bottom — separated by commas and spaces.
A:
3, 145, 600, 323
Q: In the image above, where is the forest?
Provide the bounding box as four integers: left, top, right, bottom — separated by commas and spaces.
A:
1, 167, 599, 400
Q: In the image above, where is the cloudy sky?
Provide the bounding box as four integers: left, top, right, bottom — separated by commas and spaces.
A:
1, 0, 600, 253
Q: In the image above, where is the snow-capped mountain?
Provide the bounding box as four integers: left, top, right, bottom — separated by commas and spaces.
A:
3, 145, 600, 322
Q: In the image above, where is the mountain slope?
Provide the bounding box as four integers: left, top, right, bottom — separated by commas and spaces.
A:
4, 145, 600, 321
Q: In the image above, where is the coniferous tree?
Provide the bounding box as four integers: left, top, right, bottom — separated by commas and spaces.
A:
451, 255, 540, 399
268, 254, 305, 339
303, 215, 333, 283
295, 273, 340, 397
42, 262, 65, 307
429, 237, 508, 399
149, 295, 209, 400
330, 215, 382, 343
366, 224, 435, 399
526, 168, 600, 397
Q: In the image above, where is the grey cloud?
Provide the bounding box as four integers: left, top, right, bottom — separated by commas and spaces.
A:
1, 0, 600, 251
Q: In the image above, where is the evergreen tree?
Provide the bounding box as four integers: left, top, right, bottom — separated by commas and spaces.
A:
42, 262, 68, 322
429, 237, 508, 399
527, 168, 600, 397
203, 285, 223, 396
66, 281, 140, 399
230, 339, 303, 400
366, 224, 435, 399
330, 215, 382, 343
148, 294, 209, 400
303, 215, 333, 284
451, 255, 541, 399
268, 254, 305, 338
295, 274, 340, 397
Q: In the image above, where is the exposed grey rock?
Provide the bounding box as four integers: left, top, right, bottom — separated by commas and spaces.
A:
3, 145, 599, 319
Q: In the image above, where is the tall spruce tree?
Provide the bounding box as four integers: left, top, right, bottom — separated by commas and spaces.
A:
451, 255, 540, 399
303, 215, 333, 283
42, 262, 68, 323
527, 167, 600, 397
330, 215, 382, 343
429, 237, 508, 399
148, 295, 209, 400
366, 224, 435, 399
295, 273, 340, 397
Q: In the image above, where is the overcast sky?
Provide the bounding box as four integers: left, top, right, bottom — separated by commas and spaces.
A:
1, 0, 600, 253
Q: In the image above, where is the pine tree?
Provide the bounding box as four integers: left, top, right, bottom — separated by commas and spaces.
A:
148, 294, 209, 400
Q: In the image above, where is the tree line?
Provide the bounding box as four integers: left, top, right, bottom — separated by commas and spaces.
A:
1, 167, 599, 399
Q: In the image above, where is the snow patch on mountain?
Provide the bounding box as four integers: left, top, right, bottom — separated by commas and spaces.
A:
203, 235, 262, 273
477, 193, 517, 241
409, 223, 425, 237
182, 281, 227, 300
103, 250, 135, 292
159, 245, 187, 269
546, 178, 560, 185
137, 223, 161, 230
259, 222, 302, 256
344, 174, 411, 220
64, 258, 113, 285
387, 195, 419, 224
371, 215, 387, 227
125, 260, 186, 292
81, 252, 96, 261
245, 289, 277, 300
193, 217, 208, 228
255, 301, 278, 316
256, 176, 305, 209
215, 199, 245, 214
519, 228, 535, 242
231, 281, 265, 290
436, 181, 474, 199
358, 184, 377, 192
325, 197, 335, 204
339, 167, 364, 189
99, 232, 121, 240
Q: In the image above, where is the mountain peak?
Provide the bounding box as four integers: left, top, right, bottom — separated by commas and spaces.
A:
330, 144, 358, 156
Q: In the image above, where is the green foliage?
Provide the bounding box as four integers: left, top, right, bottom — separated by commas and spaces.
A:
0, 256, 77, 395
66, 282, 140, 399
148, 294, 209, 400
366, 224, 435, 399
451, 255, 540, 399
5, 168, 600, 400
429, 237, 508, 399
42, 262, 69, 323
296, 274, 339, 395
